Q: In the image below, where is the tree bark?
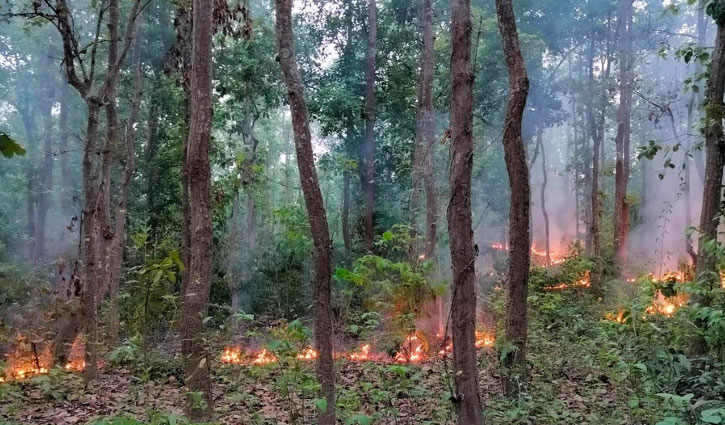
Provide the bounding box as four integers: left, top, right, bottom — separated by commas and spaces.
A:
59, 75, 71, 212
411, 0, 437, 262
447, 0, 484, 423
108, 18, 143, 347
613, 0, 634, 273
180, 0, 214, 419
35, 58, 55, 262
692, 19, 725, 356
146, 84, 161, 239
274, 1, 336, 423
362, 0, 377, 252
537, 128, 550, 265
496, 0, 531, 397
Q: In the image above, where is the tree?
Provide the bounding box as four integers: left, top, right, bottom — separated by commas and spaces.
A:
613, 0, 634, 273
411, 0, 437, 262
180, 0, 214, 419
274, 1, 336, 424
496, 0, 531, 396
363, 0, 378, 252
447, 0, 484, 423
693, 2, 725, 355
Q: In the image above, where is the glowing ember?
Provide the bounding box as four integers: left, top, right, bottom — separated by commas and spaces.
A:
492, 242, 567, 266
221, 347, 244, 364
349, 344, 372, 361
252, 349, 276, 365
475, 332, 495, 348
297, 348, 318, 361
720, 271, 725, 289
394, 334, 428, 363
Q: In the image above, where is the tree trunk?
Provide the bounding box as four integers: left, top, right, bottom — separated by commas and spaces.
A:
362, 0, 377, 252
411, 0, 437, 262
692, 20, 725, 356
447, 0, 484, 423
146, 84, 161, 239
108, 19, 143, 347
181, 0, 214, 419
613, 0, 634, 273
537, 128, 550, 266
59, 75, 71, 212
35, 59, 55, 262
496, 0, 531, 396
274, 1, 336, 423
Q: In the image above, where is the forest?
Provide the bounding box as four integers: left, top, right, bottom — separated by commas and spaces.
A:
0, 0, 724, 424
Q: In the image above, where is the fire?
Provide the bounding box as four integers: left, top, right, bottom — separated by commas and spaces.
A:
297, 348, 318, 361
349, 344, 372, 361
605, 308, 628, 324
645, 292, 687, 317
394, 334, 428, 363
221, 347, 244, 364
492, 242, 567, 266
252, 349, 276, 365
543, 270, 591, 291
720, 271, 725, 289
475, 332, 495, 348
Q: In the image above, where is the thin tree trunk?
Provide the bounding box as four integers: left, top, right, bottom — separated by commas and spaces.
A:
35, 67, 54, 262
181, 0, 214, 419
108, 19, 143, 347
59, 75, 71, 212
537, 128, 550, 265
362, 0, 377, 251
496, 0, 531, 396
275, 2, 336, 423
693, 6, 707, 183
146, 84, 161, 239
412, 0, 437, 262
693, 20, 725, 356
613, 0, 634, 274
447, 0, 484, 422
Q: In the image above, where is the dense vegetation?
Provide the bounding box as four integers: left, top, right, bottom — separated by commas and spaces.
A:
0, 0, 723, 424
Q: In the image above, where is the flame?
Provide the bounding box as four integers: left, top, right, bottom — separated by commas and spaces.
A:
252, 349, 276, 365
605, 308, 628, 324
297, 348, 318, 361
645, 292, 687, 317
349, 344, 371, 361
492, 242, 567, 266
720, 271, 725, 289
475, 332, 495, 348
394, 334, 428, 363
221, 347, 244, 364
543, 270, 591, 291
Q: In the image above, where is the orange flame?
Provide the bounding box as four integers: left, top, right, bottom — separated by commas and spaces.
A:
349, 344, 372, 362
252, 349, 276, 365
605, 308, 628, 324
543, 270, 590, 291
645, 292, 687, 317
475, 332, 495, 348
221, 347, 244, 364
297, 348, 318, 361
394, 334, 427, 363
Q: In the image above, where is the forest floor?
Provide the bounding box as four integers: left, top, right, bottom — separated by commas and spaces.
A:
0, 301, 636, 425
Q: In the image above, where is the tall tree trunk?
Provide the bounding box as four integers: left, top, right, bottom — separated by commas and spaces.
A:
146, 84, 161, 239
537, 128, 550, 265
411, 0, 437, 262
496, 0, 531, 396
20, 110, 37, 260
342, 134, 352, 252
108, 19, 143, 347
275, 2, 336, 423
59, 75, 71, 212
35, 60, 55, 262
693, 6, 708, 183
447, 0, 484, 423
693, 19, 725, 356
181, 0, 214, 419
362, 0, 377, 251
613, 0, 634, 273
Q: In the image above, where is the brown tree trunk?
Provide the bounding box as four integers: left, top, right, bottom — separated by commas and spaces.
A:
537, 128, 550, 265
59, 75, 71, 212
362, 0, 377, 252
180, 0, 214, 419
411, 0, 437, 262
146, 84, 161, 239
496, 0, 531, 396
275, 1, 336, 423
447, 0, 484, 423
693, 20, 725, 356
613, 0, 634, 274
108, 19, 143, 347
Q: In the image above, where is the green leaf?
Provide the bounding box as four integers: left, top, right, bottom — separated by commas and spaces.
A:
313, 398, 328, 413
346, 414, 373, 425
0, 132, 26, 158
